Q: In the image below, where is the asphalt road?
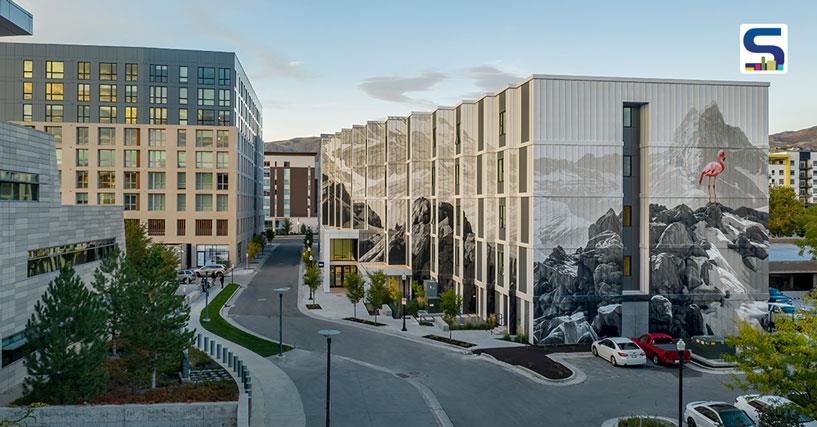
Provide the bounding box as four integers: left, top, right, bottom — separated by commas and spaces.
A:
231, 239, 744, 427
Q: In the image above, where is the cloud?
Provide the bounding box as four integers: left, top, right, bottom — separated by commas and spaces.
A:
358, 71, 447, 104
465, 65, 522, 91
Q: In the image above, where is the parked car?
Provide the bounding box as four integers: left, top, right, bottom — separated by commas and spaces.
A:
684, 401, 755, 427
176, 269, 195, 284
196, 263, 226, 278
632, 333, 691, 365
734, 394, 817, 426
591, 337, 646, 367
769, 288, 794, 304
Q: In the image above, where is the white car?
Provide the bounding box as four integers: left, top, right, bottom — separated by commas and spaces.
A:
176, 269, 195, 284
590, 337, 646, 367
735, 394, 816, 426
196, 263, 226, 278
684, 401, 755, 427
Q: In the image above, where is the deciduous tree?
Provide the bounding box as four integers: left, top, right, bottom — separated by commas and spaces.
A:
304, 262, 321, 303
769, 186, 804, 237
366, 271, 388, 324
440, 288, 463, 339
343, 271, 365, 318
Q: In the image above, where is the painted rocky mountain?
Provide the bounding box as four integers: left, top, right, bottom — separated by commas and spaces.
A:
533, 209, 624, 345
411, 198, 432, 281
649, 203, 768, 338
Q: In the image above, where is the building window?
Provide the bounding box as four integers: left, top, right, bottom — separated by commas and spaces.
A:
177, 129, 187, 147
623, 205, 632, 227
98, 127, 115, 145
216, 152, 229, 169
217, 110, 230, 126
124, 128, 140, 146
46, 126, 62, 143
99, 106, 117, 123
150, 86, 167, 104
99, 63, 117, 80
45, 82, 64, 101
148, 129, 166, 147
177, 151, 186, 168
98, 149, 115, 167
148, 172, 166, 189
177, 193, 186, 211
196, 130, 214, 147
75, 149, 88, 167
77, 83, 90, 102
77, 61, 91, 80
179, 66, 188, 84
198, 67, 215, 85
125, 85, 137, 103
22, 104, 32, 122
197, 109, 215, 125
197, 88, 215, 106
179, 87, 188, 105
217, 172, 228, 190
76, 127, 89, 145
216, 219, 228, 236
45, 60, 64, 79
55, 148, 61, 165
179, 108, 188, 125
218, 68, 231, 86
218, 89, 230, 107
177, 172, 186, 190
45, 105, 64, 122
149, 107, 167, 124
499, 201, 506, 229
623, 155, 632, 177
124, 171, 139, 189
23, 59, 32, 78
195, 152, 213, 168
149, 64, 168, 83
0, 170, 39, 201
195, 194, 213, 211
124, 193, 139, 211
147, 194, 166, 211
98, 171, 115, 189
624, 107, 632, 128
148, 150, 166, 168
195, 219, 212, 236
125, 107, 137, 124
76, 192, 88, 205
499, 111, 506, 136
216, 194, 228, 211
99, 84, 117, 102
623, 255, 632, 277
177, 219, 186, 235
216, 130, 229, 147
195, 172, 213, 190
125, 63, 137, 81
22, 82, 32, 100
98, 193, 116, 205
147, 219, 165, 235
75, 170, 88, 188
27, 239, 116, 277
497, 156, 504, 183
77, 105, 90, 123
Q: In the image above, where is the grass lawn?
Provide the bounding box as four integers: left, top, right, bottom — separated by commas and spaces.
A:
199, 283, 291, 357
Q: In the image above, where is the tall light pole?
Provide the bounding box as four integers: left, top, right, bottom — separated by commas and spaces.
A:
401, 274, 407, 331
318, 329, 340, 427
677, 338, 686, 427
274, 287, 290, 357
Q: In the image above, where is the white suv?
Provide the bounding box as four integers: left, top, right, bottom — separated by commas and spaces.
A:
196, 263, 227, 278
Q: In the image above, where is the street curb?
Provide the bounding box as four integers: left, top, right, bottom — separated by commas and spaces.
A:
601, 416, 678, 427
474, 351, 587, 387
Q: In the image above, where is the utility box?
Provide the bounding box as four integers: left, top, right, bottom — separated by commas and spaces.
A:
424, 280, 440, 313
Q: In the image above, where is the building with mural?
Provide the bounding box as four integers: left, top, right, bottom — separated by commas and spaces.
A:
319, 75, 769, 345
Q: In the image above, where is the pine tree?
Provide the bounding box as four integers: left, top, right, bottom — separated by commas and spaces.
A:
23, 265, 109, 404
91, 246, 129, 357
120, 246, 194, 389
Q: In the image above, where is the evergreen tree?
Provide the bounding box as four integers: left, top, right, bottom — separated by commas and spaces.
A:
124, 220, 151, 267
120, 246, 193, 389
23, 265, 108, 404
91, 247, 129, 357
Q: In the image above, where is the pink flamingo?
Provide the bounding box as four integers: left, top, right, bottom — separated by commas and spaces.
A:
698, 150, 727, 203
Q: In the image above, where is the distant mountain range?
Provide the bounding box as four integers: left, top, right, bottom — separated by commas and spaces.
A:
264, 136, 321, 154
770, 125, 817, 151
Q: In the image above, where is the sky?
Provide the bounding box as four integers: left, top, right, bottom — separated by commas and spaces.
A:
8, 0, 817, 140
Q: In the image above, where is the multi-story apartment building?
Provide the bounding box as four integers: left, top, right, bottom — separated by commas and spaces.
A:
0, 122, 125, 395
321, 75, 769, 345
0, 43, 264, 267
768, 150, 816, 205
264, 151, 319, 233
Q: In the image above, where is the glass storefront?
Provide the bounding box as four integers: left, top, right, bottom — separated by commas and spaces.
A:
330, 265, 357, 288
196, 244, 229, 267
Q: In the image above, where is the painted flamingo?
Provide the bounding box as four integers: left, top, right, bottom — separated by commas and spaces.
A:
698, 150, 727, 203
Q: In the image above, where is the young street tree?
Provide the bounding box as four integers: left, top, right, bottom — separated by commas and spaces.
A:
281, 217, 292, 235
366, 270, 388, 324
343, 271, 365, 318
726, 291, 817, 417
91, 247, 129, 357
24, 265, 109, 404
303, 262, 321, 304
769, 186, 804, 237
440, 288, 463, 339
120, 246, 194, 389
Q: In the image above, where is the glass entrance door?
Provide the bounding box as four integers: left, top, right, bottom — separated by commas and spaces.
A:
329, 265, 357, 288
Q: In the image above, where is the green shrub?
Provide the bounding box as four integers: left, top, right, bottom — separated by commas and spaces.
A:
617, 417, 673, 427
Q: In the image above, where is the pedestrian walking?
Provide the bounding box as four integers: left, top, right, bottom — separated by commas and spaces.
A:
219, 274, 225, 289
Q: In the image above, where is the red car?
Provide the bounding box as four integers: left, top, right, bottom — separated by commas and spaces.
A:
632, 333, 691, 366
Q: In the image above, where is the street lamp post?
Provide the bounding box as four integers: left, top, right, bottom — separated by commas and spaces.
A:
274, 288, 290, 357
677, 338, 686, 427
401, 274, 407, 332
318, 329, 340, 427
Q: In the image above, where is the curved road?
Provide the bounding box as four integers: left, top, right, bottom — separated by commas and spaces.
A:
231, 239, 742, 427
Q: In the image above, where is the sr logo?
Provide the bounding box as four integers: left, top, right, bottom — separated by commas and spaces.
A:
740, 24, 788, 74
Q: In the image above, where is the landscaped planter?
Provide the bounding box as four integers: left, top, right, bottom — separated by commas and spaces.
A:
422, 335, 476, 348
601, 416, 676, 427
344, 317, 387, 327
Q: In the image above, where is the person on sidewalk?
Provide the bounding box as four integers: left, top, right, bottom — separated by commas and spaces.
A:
220, 274, 225, 289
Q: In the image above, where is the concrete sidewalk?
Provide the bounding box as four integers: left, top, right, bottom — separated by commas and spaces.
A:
187, 243, 306, 427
